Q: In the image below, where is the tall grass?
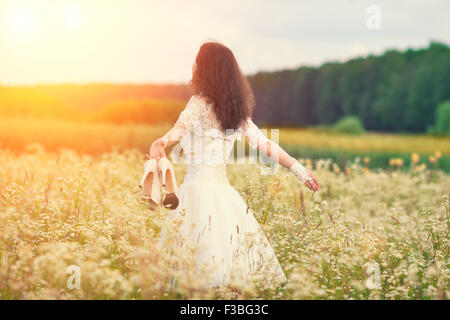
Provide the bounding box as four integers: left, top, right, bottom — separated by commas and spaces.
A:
0, 149, 448, 299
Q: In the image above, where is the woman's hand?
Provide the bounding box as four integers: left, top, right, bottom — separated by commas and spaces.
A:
304, 168, 319, 192
289, 161, 320, 192
147, 138, 167, 160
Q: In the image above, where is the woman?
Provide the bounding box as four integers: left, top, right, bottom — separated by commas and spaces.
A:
149, 41, 319, 287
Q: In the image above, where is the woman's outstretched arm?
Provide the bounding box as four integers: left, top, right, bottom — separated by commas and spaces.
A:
244, 119, 319, 191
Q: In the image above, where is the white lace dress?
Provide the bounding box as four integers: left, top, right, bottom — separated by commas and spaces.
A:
159, 95, 287, 287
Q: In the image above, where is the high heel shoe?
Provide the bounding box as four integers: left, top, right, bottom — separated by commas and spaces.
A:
139, 159, 161, 208
157, 157, 179, 210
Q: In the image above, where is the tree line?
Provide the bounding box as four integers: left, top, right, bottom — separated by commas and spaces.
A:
249, 42, 450, 132
0, 42, 448, 132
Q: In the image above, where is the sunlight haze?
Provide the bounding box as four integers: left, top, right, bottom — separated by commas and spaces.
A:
0, 0, 449, 85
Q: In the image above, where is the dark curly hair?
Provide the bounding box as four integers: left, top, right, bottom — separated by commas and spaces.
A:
190, 42, 255, 131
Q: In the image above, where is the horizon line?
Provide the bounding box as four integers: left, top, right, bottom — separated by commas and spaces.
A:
1, 40, 447, 88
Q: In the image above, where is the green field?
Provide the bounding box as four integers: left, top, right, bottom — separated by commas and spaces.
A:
278, 128, 450, 171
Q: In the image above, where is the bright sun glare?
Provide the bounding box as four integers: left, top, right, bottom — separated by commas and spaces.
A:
8, 3, 81, 32
66, 5, 81, 29
10, 7, 34, 32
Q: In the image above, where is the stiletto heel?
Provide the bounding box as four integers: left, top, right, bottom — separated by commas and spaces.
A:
139, 159, 161, 208
157, 157, 179, 210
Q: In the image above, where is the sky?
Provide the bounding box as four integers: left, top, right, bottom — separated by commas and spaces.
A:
0, 0, 449, 85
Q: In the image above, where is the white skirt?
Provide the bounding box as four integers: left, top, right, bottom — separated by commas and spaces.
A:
159, 164, 287, 288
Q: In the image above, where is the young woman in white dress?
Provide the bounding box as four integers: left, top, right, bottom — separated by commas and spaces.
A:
148, 42, 319, 288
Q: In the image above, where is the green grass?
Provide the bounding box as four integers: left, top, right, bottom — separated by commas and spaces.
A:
282, 145, 450, 172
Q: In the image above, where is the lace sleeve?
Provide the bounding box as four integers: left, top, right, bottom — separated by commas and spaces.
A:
174, 95, 200, 130
243, 118, 269, 149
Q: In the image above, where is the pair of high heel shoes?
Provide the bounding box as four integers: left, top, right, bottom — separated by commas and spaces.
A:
139, 157, 179, 210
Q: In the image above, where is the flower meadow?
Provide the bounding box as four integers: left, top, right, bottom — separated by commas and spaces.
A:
0, 145, 448, 300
